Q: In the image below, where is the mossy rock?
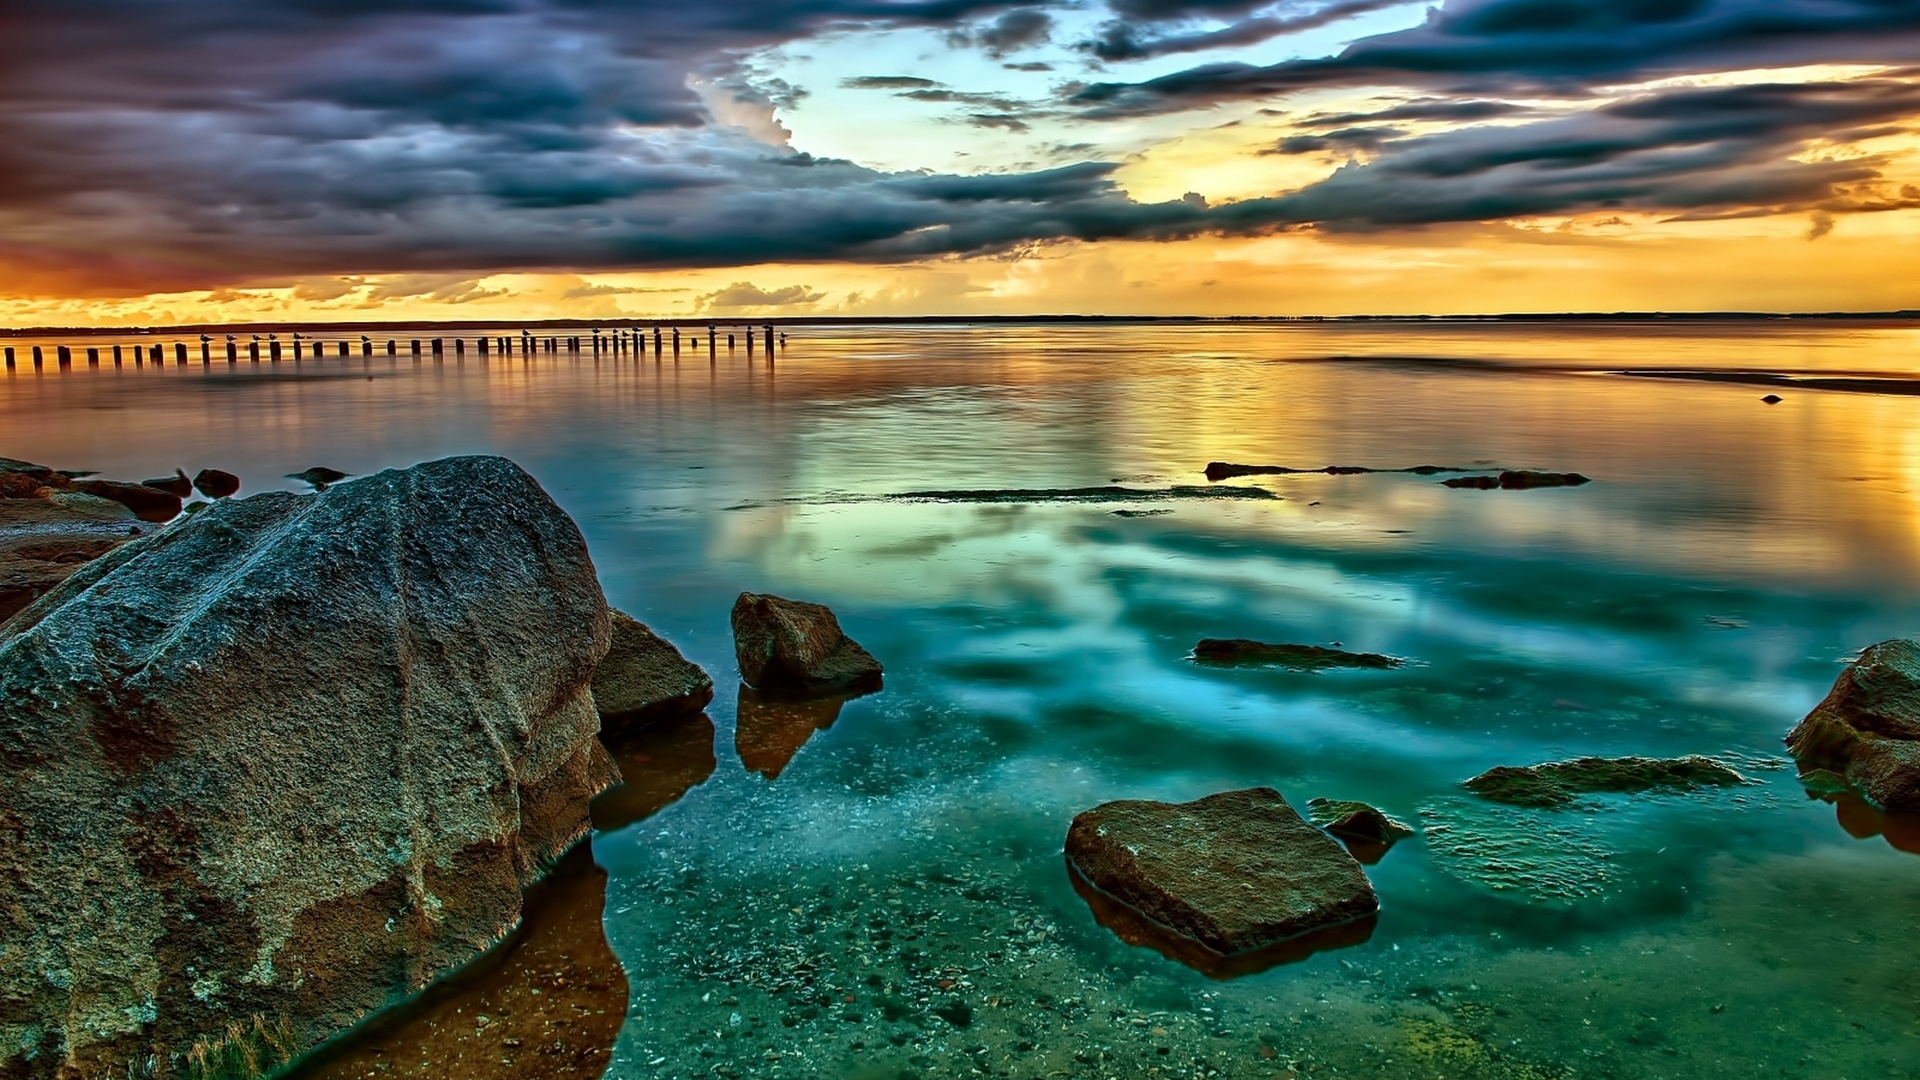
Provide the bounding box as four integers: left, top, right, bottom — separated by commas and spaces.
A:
1307, 798, 1416, 843
1463, 755, 1751, 808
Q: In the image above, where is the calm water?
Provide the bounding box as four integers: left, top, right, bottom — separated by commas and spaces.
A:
6, 321, 1919, 1079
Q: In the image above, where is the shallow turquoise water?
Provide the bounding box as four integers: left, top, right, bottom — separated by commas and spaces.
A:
6, 321, 1919, 1078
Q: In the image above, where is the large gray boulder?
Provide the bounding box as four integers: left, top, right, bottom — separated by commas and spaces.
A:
1065, 788, 1378, 961
1788, 640, 1920, 810
591, 610, 713, 733
0, 455, 619, 1078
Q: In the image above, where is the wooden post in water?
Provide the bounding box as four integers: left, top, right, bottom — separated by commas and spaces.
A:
249, 341, 260, 362
113, 345, 123, 366
271, 340, 282, 361
32, 346, 43, 370
172, 343, 184, 365
764, 325, 774, 355
201, 340, 211, 364
431, 339, 443, 357
454, 339, 465, 358
478, 337, 489, 357
708, 325, 717, 362
57, 346, 72, 369
88, 347, 99, 367
411, 339, 422, 356
3, 347, 13, 370
387, 340, 396, 356
227, 340, 238, 363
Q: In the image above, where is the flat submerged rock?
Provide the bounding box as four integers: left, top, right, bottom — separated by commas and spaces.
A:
1192, 639, 1405, 671
1464, 755, 1752, 808
1203, 462, 1472, 481
1064, 788, 1378, 963
889, 484, 1279, 504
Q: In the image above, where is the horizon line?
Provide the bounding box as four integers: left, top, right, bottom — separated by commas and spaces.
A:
5, 309, 1920, 338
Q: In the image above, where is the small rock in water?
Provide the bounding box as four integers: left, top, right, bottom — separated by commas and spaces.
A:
68, 478, 183, 522
1794, 768, 1851, 796
731, 592, 882, 694
287, 465, 351, 491
1307, 798, 1416, 844
1463, 755, 1752, 808
141, 469, 192, 498
1192, 639, 1405, 671
1065, 788, 1378, 961
1785, 638, 1920, 811
193, 468, 241, 499
1203, 462, 1472, 481
591, 610, 713, 734
1762, 394, 1783, 404
1444, 470, 1591, 490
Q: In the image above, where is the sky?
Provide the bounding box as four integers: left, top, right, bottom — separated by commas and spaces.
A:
2, 0, 1919, 325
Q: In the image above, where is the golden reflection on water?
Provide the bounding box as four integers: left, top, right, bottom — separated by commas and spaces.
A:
285, 846, 626, 1080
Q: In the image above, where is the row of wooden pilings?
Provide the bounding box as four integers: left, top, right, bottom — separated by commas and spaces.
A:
3, 324, 785, 370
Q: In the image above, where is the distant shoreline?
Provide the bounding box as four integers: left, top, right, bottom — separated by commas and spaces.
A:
4, 310, 1918, 338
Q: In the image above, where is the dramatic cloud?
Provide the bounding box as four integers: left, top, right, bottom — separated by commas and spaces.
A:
1265, 125, 1405, 154
1299, 98, 1536, 126
3, 0, 1919, 299
1218, 77, 1920, 230
962, 8, 1056, 58
699, 282, 829, 310
1081, 0, 1410, 63
1072, 0, 1920, 116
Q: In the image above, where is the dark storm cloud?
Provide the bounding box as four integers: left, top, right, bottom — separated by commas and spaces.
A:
1302, 98, 1536, 126
968, 8, 1056, 57
1265, 126, 1405, 154
0, 0, 1070, 292
1072, 0, 1920, 116
4, 0, 1920, 296
844, 76, 942, 90
1081, 0, 1410, 63
1216, 77, 1920, 230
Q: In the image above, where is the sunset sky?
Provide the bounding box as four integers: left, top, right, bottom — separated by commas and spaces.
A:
3, 0, 1919, 325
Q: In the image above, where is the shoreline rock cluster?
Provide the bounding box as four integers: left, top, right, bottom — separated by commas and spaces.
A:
0, 458, 253, 624
0, 444, 889, 1078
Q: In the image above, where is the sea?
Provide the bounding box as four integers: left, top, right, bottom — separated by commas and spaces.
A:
5, 319, 1917, 1079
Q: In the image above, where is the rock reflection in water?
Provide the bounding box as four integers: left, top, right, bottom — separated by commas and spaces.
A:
1066, 859, 1376, 979
1824, 790, 1920, 855
591, 711, 718, 833
287, 844, 625, 1080
734, 685, 871, 780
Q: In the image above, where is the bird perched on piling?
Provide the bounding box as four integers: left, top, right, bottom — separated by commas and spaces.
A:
286, 467, 350, 492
